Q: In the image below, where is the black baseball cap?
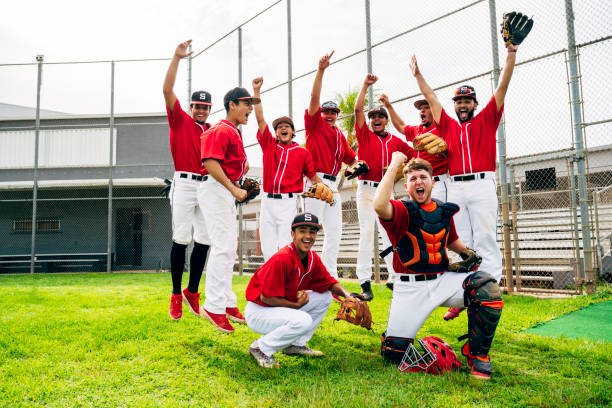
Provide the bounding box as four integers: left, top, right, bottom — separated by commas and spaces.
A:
291, 212, 322, 231
272, 116, 295, 131
452, 85, 478, 103
191, 91, 212, 106
223, 87, 261, 107
367, 105, 388, 119
321, 100, 340, 113
413, 99, 429, 109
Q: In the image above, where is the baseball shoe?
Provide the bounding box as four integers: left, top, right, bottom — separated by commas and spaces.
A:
332, 294, 343, 303
443, 307, 465, 321
169, 294, 182, 320
360, 281, 374, 301
182, 288, 200, 316
282, 345, 323, 357
462, 342, 492, 380
385, 282, 394, 291
249, 347, 279, 368
200, 307, 234, 333
226, 307, 246, 324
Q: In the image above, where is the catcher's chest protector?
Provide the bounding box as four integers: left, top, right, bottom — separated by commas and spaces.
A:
395, 199, 459, 274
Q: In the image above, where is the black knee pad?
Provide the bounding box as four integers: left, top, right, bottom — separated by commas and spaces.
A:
381, 331, 413, 364
462, 271, 504, 357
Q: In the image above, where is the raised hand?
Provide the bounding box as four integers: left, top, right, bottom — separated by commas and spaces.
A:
318, 50, 335, 71
364, 73, 378, 86
174, 40, 193, 59
379, 93, 390, 107
252, 77, 263, 92
391, 151, 408, 167
409, 55, 420, 77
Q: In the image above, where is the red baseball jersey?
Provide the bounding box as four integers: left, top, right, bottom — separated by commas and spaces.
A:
379, 199, 458, 275
304, 108, 356, 176
257, 126, 316, 194
404, 124, 448, 177
355, 122, 415, 182
200, 119, 247, 182
436, 96, 503, 176
245, 243, 338, 307
166, 99, 210, 176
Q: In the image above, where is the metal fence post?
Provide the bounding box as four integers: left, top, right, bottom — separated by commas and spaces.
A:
238, 26, 244, 276
365, 0, 380, 284
509, 165, 521, 290
286, 0, 293, 118
106, 61, 115, 273
568, 158, 583, 290
565, 0, 595, 293
30, 55, 43, 274
488, 0, 513, 291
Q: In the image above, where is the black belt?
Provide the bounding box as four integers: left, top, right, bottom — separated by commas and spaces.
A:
267, 193, 295, 199
451, 173, 486, 182
180, 173, 207, 181
322, 174, 337, 182
433, 176, 441, 182
400, 273, 441, 282
362, 180, 379, 188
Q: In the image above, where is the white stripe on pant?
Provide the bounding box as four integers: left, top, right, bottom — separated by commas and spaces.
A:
197, 178, 239, 314
356, 183, 395, 284
245, 291, 332, 357
259, 195, 299, 261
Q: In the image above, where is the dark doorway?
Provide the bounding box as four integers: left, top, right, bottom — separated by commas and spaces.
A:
116, 208, 150, 267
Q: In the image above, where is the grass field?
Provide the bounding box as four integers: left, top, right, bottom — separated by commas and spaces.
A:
0, 273, 610, 408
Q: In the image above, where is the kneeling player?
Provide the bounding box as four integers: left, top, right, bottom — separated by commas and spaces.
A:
244, 212, 358, 368
374, 153, 503, 380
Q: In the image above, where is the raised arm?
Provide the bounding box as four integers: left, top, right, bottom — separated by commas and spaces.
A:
494, 45, 518, 112
355, 74, 377, 128
163, 40, 193, 110
379, 94, 406, 134
374, 151, 407, 220
252, 77, 267, 133
308, 51, 334, 116
410, 55, 442, 124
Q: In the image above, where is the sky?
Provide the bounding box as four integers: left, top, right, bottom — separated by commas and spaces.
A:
1, 0, 610, 168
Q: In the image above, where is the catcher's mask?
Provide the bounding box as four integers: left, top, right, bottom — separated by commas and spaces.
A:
398, 336, 461, 375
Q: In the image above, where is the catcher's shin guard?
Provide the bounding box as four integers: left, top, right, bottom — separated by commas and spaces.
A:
461, 271, 504, 357
381, 331, 413, 364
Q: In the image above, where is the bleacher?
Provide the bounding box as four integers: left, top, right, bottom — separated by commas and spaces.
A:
0, 253, 110, 273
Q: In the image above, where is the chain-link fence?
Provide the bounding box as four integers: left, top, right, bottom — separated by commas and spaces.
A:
1, 0, 610, 294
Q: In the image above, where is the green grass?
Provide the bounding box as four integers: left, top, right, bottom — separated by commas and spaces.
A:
0, 273, 610, 408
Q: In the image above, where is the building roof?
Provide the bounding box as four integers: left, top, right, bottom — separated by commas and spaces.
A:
0, 102, 67, 119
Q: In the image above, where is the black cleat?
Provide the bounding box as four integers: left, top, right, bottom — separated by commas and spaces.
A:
386, 282, 394, 291
360, 281, 374, 301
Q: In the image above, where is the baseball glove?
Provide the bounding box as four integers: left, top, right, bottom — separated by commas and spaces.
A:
334, 296, 373, 331
447, 247, 482, 273
414, 133, 447, 155
344, 160, 370, 180
500, 11, 534, 47
383, 165, 406, 182
159, 178, 172, 198
303, 183, 335, 206
236, 177, 260, 204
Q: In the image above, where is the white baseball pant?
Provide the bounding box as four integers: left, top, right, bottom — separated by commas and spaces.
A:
259, 195, 299, 261
386, 271, 466, 338
303, 174, 342, 279
245, 291, 332, 357
431, 174, 449, 202
356, 182, 395, 284
447, 172, 502, 282
169, 171, 210, 245
197, 178, 239, 314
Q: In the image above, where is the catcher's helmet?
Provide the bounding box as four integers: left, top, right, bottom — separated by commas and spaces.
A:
398, 336, 462, 375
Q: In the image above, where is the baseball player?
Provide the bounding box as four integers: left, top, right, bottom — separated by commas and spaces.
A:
251, 77, 323, 261
353, 74, 415, 301
163, 40, 212, 321
197, 86, 260, 333
379, 94, 449, 202
410, 41, 518, 319
304, 51, 357, 283
245, 212, 359, 368
375, 153, 504, 380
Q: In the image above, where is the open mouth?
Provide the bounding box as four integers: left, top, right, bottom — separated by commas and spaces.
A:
415, 187, 425, 199
301, 238, 313, 249
281, 131, 289, 137
325, 118, 333, 124
458, 109, 469, 121
420, 113, 426, 122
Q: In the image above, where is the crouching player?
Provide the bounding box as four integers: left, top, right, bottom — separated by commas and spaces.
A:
244, 212, 358, 368
374, 152, 504, 380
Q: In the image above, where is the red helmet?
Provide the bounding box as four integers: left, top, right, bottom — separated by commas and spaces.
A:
398, 336, 462, 375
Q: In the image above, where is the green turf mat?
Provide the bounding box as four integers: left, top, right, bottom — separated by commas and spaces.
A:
526, 300, 612, 342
